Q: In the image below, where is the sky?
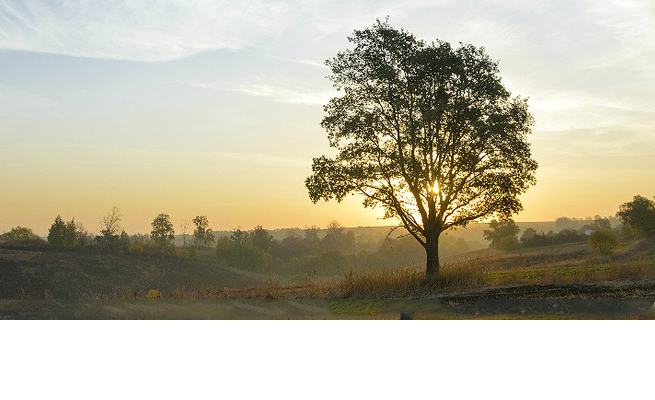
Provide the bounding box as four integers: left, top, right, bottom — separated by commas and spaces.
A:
1, 0, 654, 235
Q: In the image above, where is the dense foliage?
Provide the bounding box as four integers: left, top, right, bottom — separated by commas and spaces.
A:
617, 195, 655, 237
47, 215, 77, 250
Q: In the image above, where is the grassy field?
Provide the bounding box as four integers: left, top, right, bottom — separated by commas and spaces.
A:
2, 238, 655, 318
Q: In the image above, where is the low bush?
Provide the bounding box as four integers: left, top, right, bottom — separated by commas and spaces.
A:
589, 230, 620, 255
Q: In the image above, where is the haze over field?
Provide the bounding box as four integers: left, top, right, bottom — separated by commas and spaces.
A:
1, 0, 654, 235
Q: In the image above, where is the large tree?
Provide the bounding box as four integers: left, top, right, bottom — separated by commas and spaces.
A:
306, 20, 537, 279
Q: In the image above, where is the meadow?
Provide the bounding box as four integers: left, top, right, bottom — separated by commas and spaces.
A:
2, 223, 655, 319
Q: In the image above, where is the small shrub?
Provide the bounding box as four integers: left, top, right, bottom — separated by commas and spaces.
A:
147, 289, 162, 299
589, 230, 620, 255
180, 246, 199, 260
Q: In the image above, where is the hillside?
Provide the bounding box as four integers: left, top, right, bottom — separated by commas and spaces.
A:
0, 246, 266, 300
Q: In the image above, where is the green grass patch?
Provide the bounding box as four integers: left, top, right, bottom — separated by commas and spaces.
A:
329, 300, 381, 316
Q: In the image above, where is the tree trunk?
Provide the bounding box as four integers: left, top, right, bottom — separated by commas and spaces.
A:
425, 234, 440, 280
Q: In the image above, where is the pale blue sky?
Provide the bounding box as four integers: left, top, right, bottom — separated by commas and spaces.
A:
1, 0, 654, 234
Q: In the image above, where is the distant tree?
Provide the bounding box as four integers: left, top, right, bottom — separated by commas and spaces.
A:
274, 231, 306, 261
589, 230, 620, 255
216, 231, 271, 272
590, 217, 612, 232
47, 215, 77, 250
128, 234, 150, 255
48, 215, 66, 249
305, 20, 537, 279
304, 225, 320, 244
483, 219, 519, 250
520, 228, 587, 248
75, 222, 92, 246
151, 213, 175, 254
250, 225, 274, 252
63, 218, 77, 249
520, 227, 538, 244
554, 217, 574, 231
100, 206, 122, 248
5, 226, 38, 243
230, 228, 249, 245
326, 220, 344, 236
616, 195, 655, 237
119, 230, 131, 252
192, 215, 215, 248
323, 220, 355, 252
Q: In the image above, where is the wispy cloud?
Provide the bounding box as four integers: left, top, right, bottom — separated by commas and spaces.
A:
175, 79, 336, 105
0, 0, 294, 61
0, 0, 435, 62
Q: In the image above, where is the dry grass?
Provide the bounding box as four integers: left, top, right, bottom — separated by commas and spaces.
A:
606, 262, 655, 281
336, 261, 486, 298
486, 260, 655, 286
124, 260, 487, 299
118, 245, 655, 300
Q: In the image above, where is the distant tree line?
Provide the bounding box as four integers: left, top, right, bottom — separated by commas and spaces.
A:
0, 207, 216, 260
483, 194, 655, 255
1, 208, 472, 277
214, 220, 471, 278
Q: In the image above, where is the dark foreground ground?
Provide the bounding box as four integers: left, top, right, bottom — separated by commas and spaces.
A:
2, 297, 654, 319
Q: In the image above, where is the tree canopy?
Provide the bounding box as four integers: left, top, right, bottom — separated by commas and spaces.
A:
151, 213, 175, 251
192, 215, 215, 248
617, 195, 655, 237
47, 215, 77, 250
305, 20, 537, 278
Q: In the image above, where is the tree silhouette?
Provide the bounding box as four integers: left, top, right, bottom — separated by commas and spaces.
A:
251, 225, 274, 252
617, 195, 655, 237
306, 20, 537, 279
192, 215, 215, 248
100, 206, 122, 249
483, 219, 519, 250
151, 213, 175, 255
47, 215, 77, 250
4, 226, 38, 243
